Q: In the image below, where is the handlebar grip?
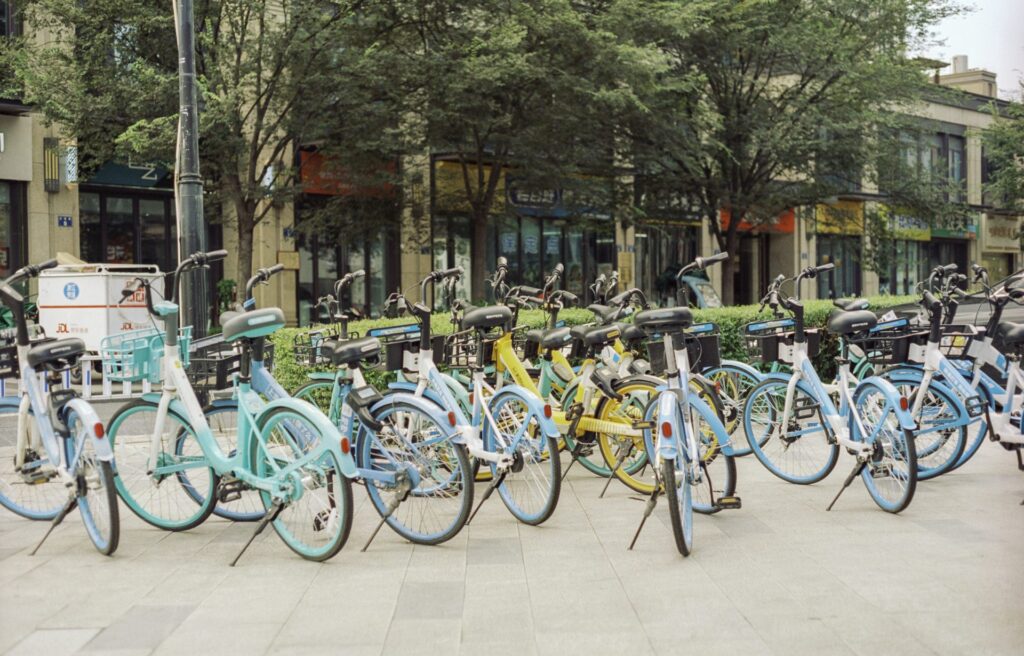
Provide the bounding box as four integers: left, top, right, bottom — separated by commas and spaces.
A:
433, 267, 463, 280
518, 285, 542, 297
205, 249, 228, 263
816, 263, 835, 273
268, 263, 285, 275
560, 291, 579, 306
351, 269, 366, 279
699, 252, 729, 268
922, 290, 940, 310
608, 290, 632, 306
36, 259, 59, 273
496, 256, 508, 268
553, 263, 564, 276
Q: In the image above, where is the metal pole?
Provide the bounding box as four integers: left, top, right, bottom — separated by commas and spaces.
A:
175, 0, 209, 337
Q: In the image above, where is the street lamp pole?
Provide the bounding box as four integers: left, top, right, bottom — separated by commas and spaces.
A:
174, 0, 209, 337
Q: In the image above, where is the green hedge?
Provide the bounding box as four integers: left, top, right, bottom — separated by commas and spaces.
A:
268, 296, 918, 391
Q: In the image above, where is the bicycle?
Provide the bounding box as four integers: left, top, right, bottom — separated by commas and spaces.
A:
623, 252, 742, 556
0, 259, 119, 555
234, 266, 474, 549
105, 250, 355, 564
402, 267, 563, 526
742, 263, 919, 513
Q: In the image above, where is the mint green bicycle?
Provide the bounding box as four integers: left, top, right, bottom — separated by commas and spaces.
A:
105, 251, 355, 564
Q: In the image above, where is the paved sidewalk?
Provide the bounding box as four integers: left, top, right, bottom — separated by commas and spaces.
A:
1, 443, 1022, 656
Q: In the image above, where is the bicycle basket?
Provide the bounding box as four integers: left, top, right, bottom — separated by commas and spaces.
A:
443, 329, 493, 369
0, 325, 51, 379
743, 318, 818, 364
939, 324, 978, 359
100, 326, 192, 383
646, 323, 722, 375
846, 322, 926, 366
185, 334, 275, 392
366, 322, 420, 372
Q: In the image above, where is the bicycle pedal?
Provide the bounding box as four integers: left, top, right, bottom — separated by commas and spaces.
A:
17, 463, 54, 486
713, 496, 742, 510
217, 479, 246, 503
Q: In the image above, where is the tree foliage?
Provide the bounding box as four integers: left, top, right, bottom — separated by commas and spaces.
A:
982, 85, 1024, 215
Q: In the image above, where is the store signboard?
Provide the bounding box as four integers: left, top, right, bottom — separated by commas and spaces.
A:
719, 208, 795, 234
981, 214, 1022, 253
815, 200, 864, 235
931, 213, 977, 240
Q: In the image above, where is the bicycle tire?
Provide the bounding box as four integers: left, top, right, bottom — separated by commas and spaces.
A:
661, 456, 692, 557
63, 415, 119, 555
885, 377, 967, 480
0, 404, 63, 520
851, 382, 917, 513
252, 406, 353, 561
109, 399, 219, 531
358, 398, 473, 545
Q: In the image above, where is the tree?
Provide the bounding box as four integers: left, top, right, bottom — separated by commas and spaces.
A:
353, 0, 635, 299
982, 84, 1024, 214
5, 0, 388, 285
610, 0, 965, 303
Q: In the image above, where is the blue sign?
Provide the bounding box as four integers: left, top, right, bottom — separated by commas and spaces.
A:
63, 282, 80, 300
57, 215, 73, 228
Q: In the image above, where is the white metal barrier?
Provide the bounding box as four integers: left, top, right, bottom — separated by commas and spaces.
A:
0, 355, 153, 402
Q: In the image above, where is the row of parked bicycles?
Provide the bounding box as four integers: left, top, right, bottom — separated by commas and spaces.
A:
0, 249, 1021, 561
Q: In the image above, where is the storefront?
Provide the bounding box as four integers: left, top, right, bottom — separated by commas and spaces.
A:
0, 114, 31, 278
79, 162, 179, 272
431, 160, 615, 301
815, 201, 864, 299
979, 213, 1022, 282
632, 179, 701, 306
720, 208, 794, 305
295, 150, 400, 323
879, 212, 932, 296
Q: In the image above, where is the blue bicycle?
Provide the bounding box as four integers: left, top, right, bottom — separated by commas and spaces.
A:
0, 259, 119, 555
743, 263, 919, 513
626, 253, 742, 556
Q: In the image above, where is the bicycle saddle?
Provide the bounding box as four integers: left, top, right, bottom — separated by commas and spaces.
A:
997, 321, 1024, 346
27, 338, 85, 371
587, 304, 619, 323
634, 307, 693, 333
826, 309, 877, 335
331, 337, 381, 367
222, 307, 286, 343
833, 297, 870, 311
526, 327, 573, 350
461, 305, 512, 331
617, 322, 646, 344
581, 324, 621, 347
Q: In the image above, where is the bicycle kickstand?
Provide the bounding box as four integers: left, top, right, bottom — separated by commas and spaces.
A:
362, 472, 412, 552
826, 461, 866, 511
466, 469, 508, 525
599, 442, 634, 498
559, 405, 588, 482
230, 499, 284, 566
628, 485, 660, 550
29, 495, 78, 556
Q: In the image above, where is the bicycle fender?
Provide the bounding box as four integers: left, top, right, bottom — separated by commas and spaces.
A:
372, 391, 461, 442
656, 391, 681, 460
856, 376, 918, 431
141, 392, 191, 424
206, 397, 238, 411
63, 398, 113, 462
490, 385, 560, 439
713, 360, 764, 380
257, 397, 358, 478
307, 371, 337, 382
387, 381, 446, 409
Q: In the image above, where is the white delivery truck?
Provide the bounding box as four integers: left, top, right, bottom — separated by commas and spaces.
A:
37, 264, 165, 353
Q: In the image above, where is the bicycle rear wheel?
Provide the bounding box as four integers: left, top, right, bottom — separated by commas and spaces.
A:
484, 391, 561, 525
595, 377, 660, 494
887, 378, 966, 480
852, 384, 917, 513
661, 455, 692, 556
358, 399, 473, 545
253, 407, 352, 561
702, 363, 761, 456
0, 404, 63, 520
64, 412, 119, 555
108, 399, 218, 531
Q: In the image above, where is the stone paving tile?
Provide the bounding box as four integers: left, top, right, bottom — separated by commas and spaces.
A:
0, 440, 1022, 655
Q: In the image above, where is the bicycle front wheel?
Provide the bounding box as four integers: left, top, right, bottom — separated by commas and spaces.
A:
253, 407, 352, 561
359, 399, 473, 545
852, 384, 917, 513
743, 378, 839, 484
661, 455, 692, 557
64, 412, 119, 555
484, 391, 561, 525
109, 399, 218, 531
0, 404, 63, 520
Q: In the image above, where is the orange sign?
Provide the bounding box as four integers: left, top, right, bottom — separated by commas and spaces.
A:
719, 208, 795, 234
299, 151, 395, 197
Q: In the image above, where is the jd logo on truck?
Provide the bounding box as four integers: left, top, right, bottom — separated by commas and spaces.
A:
56, 323, 68, 334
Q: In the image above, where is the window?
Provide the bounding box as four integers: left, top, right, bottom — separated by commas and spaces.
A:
0, 181, 27, 278
1, 1, 21, 38
947, 135, 965, 203
77, 190, 178, 272
816, 235, 861, 299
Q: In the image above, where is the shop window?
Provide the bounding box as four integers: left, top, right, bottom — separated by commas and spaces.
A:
77, 189, 177, 270
816, 235, 861, 299
0, 181, 27, 278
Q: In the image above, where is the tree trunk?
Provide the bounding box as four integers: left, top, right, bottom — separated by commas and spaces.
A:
719, 229, 741, 306
223, 174, 256, 295
470, 210, 488, 302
